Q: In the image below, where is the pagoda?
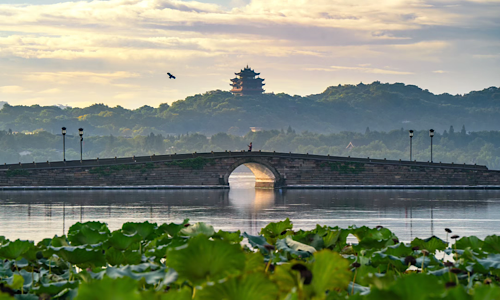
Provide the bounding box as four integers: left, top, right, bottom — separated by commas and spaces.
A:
230, 66, 265, 95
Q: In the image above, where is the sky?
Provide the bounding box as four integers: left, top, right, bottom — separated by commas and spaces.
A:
0, 0, 499, 109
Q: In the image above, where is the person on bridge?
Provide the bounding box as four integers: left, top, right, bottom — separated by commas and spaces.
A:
248, 142, 253, 152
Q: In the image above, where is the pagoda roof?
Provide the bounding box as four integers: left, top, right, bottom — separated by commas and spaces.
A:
235, 65, 260, 76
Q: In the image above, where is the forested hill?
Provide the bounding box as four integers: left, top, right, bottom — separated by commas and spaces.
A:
1, 82, 499, 136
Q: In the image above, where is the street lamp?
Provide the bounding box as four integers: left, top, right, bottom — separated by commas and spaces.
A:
61, 127, 67, 161
409, 130, 414, 161
429, 129, 435, 163
79, 128, 84, 161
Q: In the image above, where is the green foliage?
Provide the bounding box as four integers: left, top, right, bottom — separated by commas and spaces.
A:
5, 169, 29, 177
89, 163, 157, 177
74, 276, 141, 300
165, 157, 215, 170
0, 240, 33, 260
261, 218, 294, 244
178, 222, 215, 237
1, 220, 500, 299
410, 236, 447, 254
321, 162, 366, 174
166, 235, 245, 285
197, 272, 279, 300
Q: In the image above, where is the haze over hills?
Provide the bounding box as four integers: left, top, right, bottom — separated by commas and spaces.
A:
0, 82, 499, 136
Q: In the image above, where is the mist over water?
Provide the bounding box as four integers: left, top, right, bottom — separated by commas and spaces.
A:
1, 173, 500, 242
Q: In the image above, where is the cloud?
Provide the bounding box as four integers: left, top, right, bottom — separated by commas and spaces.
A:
38, 88, 61, 94
0, 0, 497, 107
0, 85, 29, 94
24, 71, 139, 85
433, 70, 448, 73
309, 65, 414, 75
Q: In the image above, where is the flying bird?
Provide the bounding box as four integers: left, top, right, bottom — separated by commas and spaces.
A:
167, 73, 176, 79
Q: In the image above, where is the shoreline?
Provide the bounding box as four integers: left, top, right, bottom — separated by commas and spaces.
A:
1, 184, 500, 190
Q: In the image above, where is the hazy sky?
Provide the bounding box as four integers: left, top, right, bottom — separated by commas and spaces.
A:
0, 0, 499, 109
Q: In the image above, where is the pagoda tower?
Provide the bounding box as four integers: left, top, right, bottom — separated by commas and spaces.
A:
230, 66, 265, 95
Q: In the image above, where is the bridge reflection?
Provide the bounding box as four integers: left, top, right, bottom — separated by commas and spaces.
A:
0, 188, 498, 242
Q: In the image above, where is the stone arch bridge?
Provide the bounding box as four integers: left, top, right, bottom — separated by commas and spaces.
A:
0, 152, 500, 190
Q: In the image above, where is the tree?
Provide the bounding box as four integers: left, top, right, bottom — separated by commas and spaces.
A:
449, 126, 455, 135
461, 125, 467, 135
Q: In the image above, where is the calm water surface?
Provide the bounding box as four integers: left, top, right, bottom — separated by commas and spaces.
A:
1, 174, 500, 242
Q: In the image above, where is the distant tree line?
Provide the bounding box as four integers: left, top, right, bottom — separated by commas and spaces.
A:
2, 126, 500, 169
0, 82, 499, 136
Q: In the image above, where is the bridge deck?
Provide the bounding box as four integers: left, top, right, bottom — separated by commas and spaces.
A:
0, 151, 489, 171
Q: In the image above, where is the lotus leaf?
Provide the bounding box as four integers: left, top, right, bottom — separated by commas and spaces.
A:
410, 236, 447, 254
243, 252, 265, 273
3, 221, 500, 300
69, 221, 110, 234
196, 272, 279, 300
213, 230, 243, 243
68, 225, 110, 246
106, 230, 142, 251
383, 243, 413, 257
105, 265, 169, 285
105, 248, 142, 266
122, 221, 158, 240
290, 236, 317, 254
45, 246, 106, 267
0, 240, 33, 260
347, 282, 371, 296
50, 236, 69, 247
350, 226, 396, 242
13, 295, 38, 300
323, 230, 342, 249
261, 218, 293, 244
157, 219, 189, 237
167, 235, 245, 285
34, 281, 78, 295
376, 273, 445, 300
469, 253, 500, 273
456, 236, 484, 252
5, 274, 24, 291
276, 237, 315, 259
160, 287, 192, 300
243, 233, 273, 253
482, 235, 500, 254
432, 286, 472, 300
307, 250, 351, 297
473, 284, 500, 300
74, 276, 141, 300
178, 222, 215, 237
271, 263, 302, 295
293, 231, 324, 250
370, 253, 407, 272
0, 292, 13, 299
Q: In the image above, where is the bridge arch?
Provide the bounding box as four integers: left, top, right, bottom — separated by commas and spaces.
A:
224, 158, 282, 189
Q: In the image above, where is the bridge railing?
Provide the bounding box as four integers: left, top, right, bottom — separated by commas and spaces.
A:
0, 151, 489, 171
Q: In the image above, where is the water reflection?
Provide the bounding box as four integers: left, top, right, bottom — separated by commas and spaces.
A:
0, 176, 499, 242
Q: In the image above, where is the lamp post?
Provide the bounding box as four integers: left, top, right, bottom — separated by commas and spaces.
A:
61, 127, 67, 161
409, 130, 414, 161
79, 128, 84, 161
429, 129, 435, 163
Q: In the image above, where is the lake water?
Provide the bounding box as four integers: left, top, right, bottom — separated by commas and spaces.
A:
1, 174, 500, 242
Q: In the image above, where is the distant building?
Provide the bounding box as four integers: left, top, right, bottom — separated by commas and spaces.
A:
250, 127, 263, 132
230, 66, 265, 95
346, 142, 355, 150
